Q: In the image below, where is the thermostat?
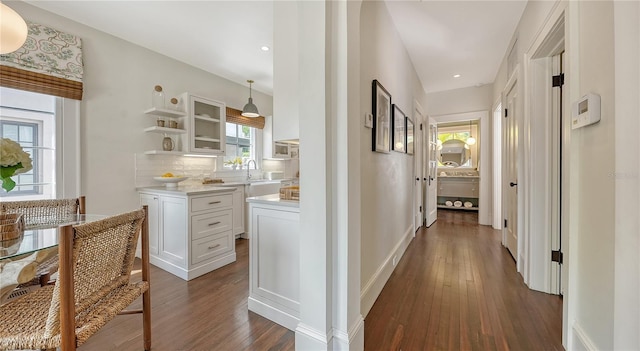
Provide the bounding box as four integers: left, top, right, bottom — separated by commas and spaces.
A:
572, 93, 601, 129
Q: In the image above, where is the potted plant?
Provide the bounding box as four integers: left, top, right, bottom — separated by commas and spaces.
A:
224, 157, 243, 170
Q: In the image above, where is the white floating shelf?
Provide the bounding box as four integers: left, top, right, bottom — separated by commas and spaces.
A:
194, 115, 220, 122
144, 126, 187, 134
144, 107, 186, 118
194, 136, 220, 143
143, 150, 185, 156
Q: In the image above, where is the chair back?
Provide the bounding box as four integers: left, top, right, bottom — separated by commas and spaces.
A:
0, 197, 85, 228
43, 208, 145, 336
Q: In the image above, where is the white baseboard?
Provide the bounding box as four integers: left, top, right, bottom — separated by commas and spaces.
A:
360, 225, 414, 317
572, 322, 599, 351
295, 323, 331, 349
248, 296, 299, 331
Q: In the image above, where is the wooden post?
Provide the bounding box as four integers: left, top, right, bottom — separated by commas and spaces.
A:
59, 224, 76, 351
78, 196, 86, 215
141, 205, 152, 350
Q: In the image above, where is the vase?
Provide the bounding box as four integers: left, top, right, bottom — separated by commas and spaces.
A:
0, 213, 25, 256
162, 136, 174, 151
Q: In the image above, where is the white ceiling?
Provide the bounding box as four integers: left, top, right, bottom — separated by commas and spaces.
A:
24, 0, 527, 96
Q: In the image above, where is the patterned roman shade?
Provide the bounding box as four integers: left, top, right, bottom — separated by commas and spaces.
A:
226, 106, 265, 129
0, 22, 83, 100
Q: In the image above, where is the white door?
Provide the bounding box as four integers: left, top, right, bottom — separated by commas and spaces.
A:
504, 84, 518, 261
426, 118, 438, 227
414, 116, 423, 231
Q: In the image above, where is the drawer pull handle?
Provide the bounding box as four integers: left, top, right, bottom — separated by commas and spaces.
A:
207, 244, 221, 250
208, 221, 221, 226
208, 201, 222, 204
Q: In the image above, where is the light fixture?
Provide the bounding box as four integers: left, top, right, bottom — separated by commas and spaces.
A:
0, 3, 28, 55
466, 120, 476, 145
453, 74, 461, 78
261, 46, 270, 51
241, 79, 260, 117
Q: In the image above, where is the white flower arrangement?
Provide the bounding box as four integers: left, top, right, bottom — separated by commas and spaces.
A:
0, 138, 33, 192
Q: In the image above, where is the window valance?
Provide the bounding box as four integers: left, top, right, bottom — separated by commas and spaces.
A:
226, 107, 265, 129
0, 22, 83, 100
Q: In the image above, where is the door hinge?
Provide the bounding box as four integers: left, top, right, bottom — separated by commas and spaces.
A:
504, 219, 508, 228
552, 250, 563, 264
419, 205, 422, 212
420, 123, 423, 130
552, 73, 565, 87
504, 108, 508, 118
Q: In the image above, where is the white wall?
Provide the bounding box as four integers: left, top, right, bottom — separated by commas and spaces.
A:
491, 0, 637, 349
425, 84, 494, 117
613, 1, 640, 350
9, 1, 273, 215
359, 0, 428, 316
570, 3, 616, 349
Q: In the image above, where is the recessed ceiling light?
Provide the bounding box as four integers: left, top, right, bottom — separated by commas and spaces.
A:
261, 46, 270, 51
453, 74, 461, 78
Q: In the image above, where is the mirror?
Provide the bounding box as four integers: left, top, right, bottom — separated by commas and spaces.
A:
439, 139, 470, 167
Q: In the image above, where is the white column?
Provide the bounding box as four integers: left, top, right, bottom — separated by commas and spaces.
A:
294, 1, 364, 350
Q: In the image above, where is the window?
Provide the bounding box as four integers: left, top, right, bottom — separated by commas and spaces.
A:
0, 87, 57, 199
0, 120, 38, 195
224, 122, 256, 168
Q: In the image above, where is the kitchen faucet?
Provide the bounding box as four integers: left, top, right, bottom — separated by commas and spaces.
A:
246, 159, 257, 180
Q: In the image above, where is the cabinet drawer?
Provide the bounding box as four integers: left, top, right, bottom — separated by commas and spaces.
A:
191, 209, 232, 241
438, 179, 478, 198
191, 231, 233, 265
191, 194, 232, 212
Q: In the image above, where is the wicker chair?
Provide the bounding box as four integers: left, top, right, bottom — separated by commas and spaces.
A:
0, 207, 151, 351
0, 196, 86, 228
0, 196, 86, 286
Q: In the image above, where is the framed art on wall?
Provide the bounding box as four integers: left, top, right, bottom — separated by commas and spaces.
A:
392, 104, 406, 153
372, 79, 391, 153
406, 116, 414, 155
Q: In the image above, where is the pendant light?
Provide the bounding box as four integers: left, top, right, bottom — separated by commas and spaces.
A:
0, 3, 28, 54
241, 79, 260, 117
466, 120, 476, 146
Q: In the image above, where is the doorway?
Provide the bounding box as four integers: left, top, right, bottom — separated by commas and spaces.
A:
431, 111, 491, 226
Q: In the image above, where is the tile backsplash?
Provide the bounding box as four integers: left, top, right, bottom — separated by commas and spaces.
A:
135, 154, 297, 188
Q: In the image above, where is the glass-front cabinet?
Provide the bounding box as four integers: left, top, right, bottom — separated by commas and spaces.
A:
181, 93, 226, 155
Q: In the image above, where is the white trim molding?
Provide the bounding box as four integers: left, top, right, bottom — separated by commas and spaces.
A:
360, 225, 413, 316
572, 322, 599, 351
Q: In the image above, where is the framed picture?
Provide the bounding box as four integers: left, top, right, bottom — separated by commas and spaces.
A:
372, 79, 391, 153
406, 116, 414, 155
392, 104, 406, 152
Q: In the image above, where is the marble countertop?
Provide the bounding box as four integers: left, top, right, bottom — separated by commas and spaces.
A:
137, 185, 237, 195
246, 194, 300, 209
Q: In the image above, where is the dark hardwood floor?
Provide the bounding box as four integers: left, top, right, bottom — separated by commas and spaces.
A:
80, 210, 562, 350
364, 210, 564, 351
79, 239, 295, 351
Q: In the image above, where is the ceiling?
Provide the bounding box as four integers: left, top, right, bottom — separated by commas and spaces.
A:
23, 0, 527, 96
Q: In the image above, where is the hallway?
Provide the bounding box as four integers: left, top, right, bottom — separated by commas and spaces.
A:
364, 210, 564, 351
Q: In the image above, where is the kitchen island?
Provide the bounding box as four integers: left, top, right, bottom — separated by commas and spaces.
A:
246, 194, 300, 330
138, 185, 237, 280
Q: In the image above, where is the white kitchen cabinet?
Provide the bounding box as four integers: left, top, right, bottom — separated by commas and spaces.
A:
247, 195, 300, 330
273, 1, 299, 142
142, 107, 186, 155
180, 93, 226, 155
139, 193, 160, 255
231, 186, 245, 237
138, 188, 236, 280
263, 116, 299, 159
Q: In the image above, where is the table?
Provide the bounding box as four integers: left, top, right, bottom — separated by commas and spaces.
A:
0, 215, 106, 304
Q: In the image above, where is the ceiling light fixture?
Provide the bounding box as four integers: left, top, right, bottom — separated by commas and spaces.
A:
453, 74, 461, 78
241, 79, 260, 118
0, 3, 28, 55
466, 120, 476, 145
261, 46, 270, 51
